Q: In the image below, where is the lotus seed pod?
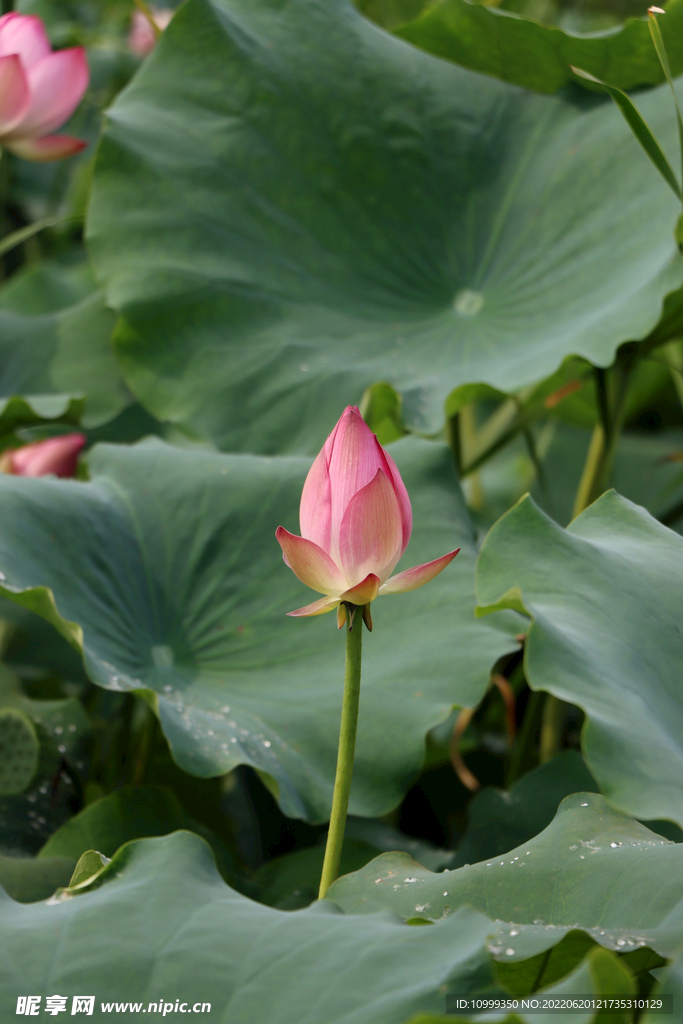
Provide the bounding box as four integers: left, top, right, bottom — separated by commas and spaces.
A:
0, 708, 39, 795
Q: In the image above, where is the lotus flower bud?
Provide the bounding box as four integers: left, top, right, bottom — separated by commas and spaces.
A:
276, 406, 459, 618
0, 13, 88, 161
0, 433, 86, 478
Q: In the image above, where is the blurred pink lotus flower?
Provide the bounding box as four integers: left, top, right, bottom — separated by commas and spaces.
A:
0, 13, 88, 161
276, 406, 459, 620
0, 433, 86, 477
128, 8, 173, 57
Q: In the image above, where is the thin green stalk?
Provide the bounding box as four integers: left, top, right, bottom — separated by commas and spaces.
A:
572, 361, 633, 520
539, 692, 565, 763
572, 423, 605, 520
318, 606, 364, 899
459, 404, 484, 509
507, 686, 543, 785
131, 702, 156, 786
665, 339, 683, 407
0, 217, 59, 260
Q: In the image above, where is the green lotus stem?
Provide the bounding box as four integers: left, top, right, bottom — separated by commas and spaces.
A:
0, 217, 63, 260
539, 693, 564, 764
572, 423, 605, 520
318, 605, 363, 899
572, 361, 633, 520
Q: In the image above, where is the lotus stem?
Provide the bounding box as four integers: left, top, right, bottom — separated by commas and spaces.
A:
318, 604, 364, 898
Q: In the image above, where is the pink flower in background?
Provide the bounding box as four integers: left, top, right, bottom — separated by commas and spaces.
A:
0, 433, 86, 477
0, 13, 88, 161
276, 406, 459, 619
128, 8, 173, 57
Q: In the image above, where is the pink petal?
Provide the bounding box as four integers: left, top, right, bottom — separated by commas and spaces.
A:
286, 596, 340, 617
340, 573, 380, 605
5, 133, 86, 161
9, 433, 86, 478
382, 447, 412, 555
11, 48, 88, 139
379, 549, 460, 595
0, 14, 51, 69
299, 445, 333, 554
0, 54, 29, 134
338, 468, 403, 587
327, 407, 387, 561
276, 527, 347, 595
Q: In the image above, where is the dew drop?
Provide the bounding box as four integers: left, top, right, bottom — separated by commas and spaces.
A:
610, 843, 618, 848
505, 948, 515, 956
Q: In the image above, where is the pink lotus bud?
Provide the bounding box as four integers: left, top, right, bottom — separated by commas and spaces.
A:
0, 433, 86, 478
276, 406, 459, 618
0, 13, 88, 162
128, 8, 173, 57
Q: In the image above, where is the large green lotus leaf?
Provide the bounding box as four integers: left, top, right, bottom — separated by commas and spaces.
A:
396, 0, 683, 94
0, 830, 498, 1023
87, 0, 682, 455
476, 491, 683, 826
643, 951, 683, 1024
0, 436, 519, 822
449, 751, 598, 869
327, 793, 683, 962
406, 946, 637, 1024
0, 257, 127, 431
0, 854, 75, 904
37, 785, 238, 884
39, 786, 205, 862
